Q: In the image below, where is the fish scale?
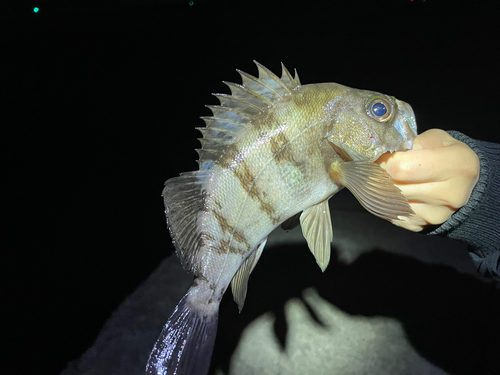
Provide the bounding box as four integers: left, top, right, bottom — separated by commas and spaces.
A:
146, 61, 417, 375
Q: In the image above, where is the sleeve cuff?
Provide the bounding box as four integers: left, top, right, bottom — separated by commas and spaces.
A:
428, 131, 500, 282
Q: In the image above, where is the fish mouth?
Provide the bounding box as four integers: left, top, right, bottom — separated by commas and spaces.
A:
372, 100, 417, 159
398, 139, 414, 151
370, 146, 395, 161
379, 139, 414, 156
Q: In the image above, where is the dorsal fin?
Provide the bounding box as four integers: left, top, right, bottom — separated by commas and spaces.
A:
163, 62, 301, 273
198, 61, 301, 169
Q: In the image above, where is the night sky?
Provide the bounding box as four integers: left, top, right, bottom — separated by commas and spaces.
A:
3, 0, 500, 374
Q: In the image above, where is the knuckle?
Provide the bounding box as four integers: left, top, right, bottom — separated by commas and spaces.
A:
422, 206, 453, 225
388, 160, 413, 181
448, 195, 468, 209
456, 143, 480, 180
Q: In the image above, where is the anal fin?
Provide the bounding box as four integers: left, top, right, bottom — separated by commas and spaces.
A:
231, 239, 267, 312
299, 200, 333, 272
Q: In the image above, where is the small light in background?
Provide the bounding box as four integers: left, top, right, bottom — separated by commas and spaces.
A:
188, 1, 194, 5
33, 7, 40, 13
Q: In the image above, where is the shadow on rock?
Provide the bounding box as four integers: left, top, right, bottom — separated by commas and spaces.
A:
210, 243, 500, 375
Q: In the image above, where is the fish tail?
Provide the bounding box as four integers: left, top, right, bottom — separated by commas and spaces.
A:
146, 293, 219, 375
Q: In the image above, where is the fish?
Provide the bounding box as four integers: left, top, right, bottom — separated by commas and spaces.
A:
146, 61, 417, 375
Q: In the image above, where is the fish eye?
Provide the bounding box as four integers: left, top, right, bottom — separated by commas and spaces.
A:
367, 97, 392, 122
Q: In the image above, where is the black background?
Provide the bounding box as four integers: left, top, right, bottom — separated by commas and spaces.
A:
3, 0, 499, 374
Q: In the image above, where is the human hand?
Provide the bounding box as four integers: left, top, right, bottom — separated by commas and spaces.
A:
375, 129, 480, 232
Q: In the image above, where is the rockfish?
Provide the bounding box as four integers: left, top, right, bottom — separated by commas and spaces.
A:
146, 61, 417, 375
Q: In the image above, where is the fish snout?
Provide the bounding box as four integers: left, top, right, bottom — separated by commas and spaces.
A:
394, 99, 418, 149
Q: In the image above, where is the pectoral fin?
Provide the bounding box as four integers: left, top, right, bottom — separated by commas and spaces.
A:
329, 160, 414, 221
299, 200, 333, 272
231, 239, 267, 312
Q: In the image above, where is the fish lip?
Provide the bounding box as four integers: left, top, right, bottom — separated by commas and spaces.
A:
352, 133, 415, 162
397, 139, 414, 151
371, 139, 414, 160
370, 140, 413, 161
370, 147, 394, 161
370, 147, 385, 161
369, 121, 416, 161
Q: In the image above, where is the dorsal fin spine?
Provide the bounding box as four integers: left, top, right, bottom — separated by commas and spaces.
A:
254, 61, 292, 94
222, 81, 274, 107
196, 125, 239, 137
293, 69, 301, 86
236, 69, 283, 101
205, 106, 252, 124
212, 93, 262, 113
199, 117, 244, 128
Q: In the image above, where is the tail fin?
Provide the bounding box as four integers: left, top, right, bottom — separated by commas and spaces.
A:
146, 294, 219, 375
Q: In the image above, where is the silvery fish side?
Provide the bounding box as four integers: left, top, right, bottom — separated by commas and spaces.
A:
146, 61, 417, 375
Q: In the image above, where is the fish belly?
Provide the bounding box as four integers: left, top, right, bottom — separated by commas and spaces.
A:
195, 140, 341, 299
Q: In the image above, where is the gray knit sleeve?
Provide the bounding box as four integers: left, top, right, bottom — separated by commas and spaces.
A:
428, 131, 500, 284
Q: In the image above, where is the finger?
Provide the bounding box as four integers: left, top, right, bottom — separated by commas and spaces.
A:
390, 202, 453, 232
376, 129, 462, 183
378, 148, 442, 183
407, 201, 455, 226
412, 129, 457, 150
395, 181, 446, 205
390, 219, 425, 232
396, 178, 473, 209
382, 143, 471, 183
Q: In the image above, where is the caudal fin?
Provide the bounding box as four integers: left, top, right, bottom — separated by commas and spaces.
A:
146, 294, 219, 375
